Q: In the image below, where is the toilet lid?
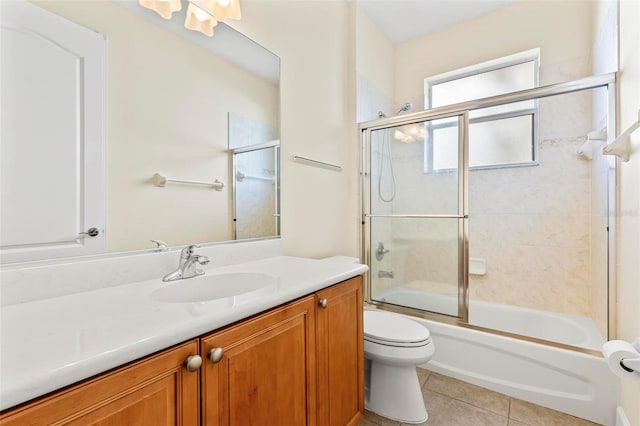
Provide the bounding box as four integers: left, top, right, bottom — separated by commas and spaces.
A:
364, 310, 431, 346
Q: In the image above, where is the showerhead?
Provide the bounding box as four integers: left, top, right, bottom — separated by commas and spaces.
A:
397, 102, 412, 114
377, 102, 413, 119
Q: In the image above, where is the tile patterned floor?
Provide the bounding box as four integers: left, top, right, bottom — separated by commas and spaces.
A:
359, 368, 601, 426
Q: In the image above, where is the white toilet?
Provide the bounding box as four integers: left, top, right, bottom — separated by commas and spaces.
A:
364, 310, 435, 424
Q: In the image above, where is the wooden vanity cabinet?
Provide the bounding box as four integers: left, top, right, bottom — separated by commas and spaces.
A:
0, 277, 364, 426
200, 276, 364, 426
316, 276, 364, 426
201, 296, 317, 426
0, 340, 200, 426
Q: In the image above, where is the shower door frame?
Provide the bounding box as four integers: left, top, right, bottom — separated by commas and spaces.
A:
360, 72, 618, 354
362, 111, 470, 320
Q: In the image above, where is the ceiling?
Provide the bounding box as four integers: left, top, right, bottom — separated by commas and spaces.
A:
358, 0, 518, 44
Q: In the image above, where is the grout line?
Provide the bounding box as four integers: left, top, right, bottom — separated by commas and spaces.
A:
425, 387, 509, 420
422, 374, 510, 418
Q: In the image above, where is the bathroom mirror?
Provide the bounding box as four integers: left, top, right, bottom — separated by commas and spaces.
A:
0, 0, 280, 264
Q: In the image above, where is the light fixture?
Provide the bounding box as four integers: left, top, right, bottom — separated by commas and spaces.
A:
184, 1, 217, 36
394, 124, 426, 143
139, 0, 242, 37
139, 0, 182, 19
206, 0, 241, 21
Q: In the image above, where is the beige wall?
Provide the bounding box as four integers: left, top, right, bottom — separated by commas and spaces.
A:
355, 5, 394, 122
617, 0, 640, 423
231, 1, 359, 258
394, 0, 594, 110
35, 1, 279, 252
355, 6, 394, 102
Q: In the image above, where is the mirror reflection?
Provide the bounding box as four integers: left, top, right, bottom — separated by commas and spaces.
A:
0, 0, 280, 264
232, 143, 280, 240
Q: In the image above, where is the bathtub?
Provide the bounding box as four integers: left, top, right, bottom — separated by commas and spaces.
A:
376, 287, 605, 350
372, 287, 619, 426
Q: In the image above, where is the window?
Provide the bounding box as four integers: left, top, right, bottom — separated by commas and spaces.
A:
424, 49, 539, 171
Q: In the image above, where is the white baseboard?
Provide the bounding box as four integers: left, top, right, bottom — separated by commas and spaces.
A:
616, 406, 631, 426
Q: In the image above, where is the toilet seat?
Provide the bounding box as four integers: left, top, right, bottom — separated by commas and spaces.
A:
364, 310, 431, 348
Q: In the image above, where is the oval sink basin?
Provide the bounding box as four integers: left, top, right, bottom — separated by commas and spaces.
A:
151, 272, 278, 304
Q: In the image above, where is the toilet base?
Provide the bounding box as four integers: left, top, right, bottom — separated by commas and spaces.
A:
365, 362, 427, 424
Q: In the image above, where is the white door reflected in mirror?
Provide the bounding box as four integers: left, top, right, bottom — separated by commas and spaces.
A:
0, 0, 106, 263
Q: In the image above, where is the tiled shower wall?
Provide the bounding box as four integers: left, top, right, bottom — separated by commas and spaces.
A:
370, 90, 609, 334
467, 87, 598, 319
468, 136, 593, 318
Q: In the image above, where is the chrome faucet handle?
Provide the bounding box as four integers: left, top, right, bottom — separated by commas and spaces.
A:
150, 239, 168, 251
180, 244, 201, 258
375, 242, 390, 261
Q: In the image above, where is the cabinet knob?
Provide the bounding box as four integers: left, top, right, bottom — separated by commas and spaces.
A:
209, 347, 224, 363
318, 298, 328, 308
184, 355, 202, 372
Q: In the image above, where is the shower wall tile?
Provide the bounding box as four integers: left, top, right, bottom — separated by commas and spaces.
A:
403, 238, 458, 285
385, 136, 597, 320
467, 137, 595, 319
468, 272, 592, 318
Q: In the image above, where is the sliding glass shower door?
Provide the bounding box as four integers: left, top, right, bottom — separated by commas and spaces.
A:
363, 112, 469, 319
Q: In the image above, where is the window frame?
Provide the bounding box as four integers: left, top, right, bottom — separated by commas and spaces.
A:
424, 49, 540, 172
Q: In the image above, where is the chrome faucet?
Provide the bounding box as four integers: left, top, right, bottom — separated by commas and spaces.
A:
163, 245, 210, 282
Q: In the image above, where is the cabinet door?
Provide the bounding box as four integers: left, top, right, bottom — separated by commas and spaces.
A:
0, 340, 200, 426
201, 296, 316, 426
316, 276, 364, 426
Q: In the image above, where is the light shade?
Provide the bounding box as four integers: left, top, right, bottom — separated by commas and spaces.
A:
394, 124, 426, 143
139, 0, 182, 19
210, 0, 241, 21
191, 0, 241, 21
184, 2, 218, 37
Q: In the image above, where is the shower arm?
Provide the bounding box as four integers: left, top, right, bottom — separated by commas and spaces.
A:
378, 102, 413, 119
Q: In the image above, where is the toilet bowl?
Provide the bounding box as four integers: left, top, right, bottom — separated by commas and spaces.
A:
364, 310, 434, 424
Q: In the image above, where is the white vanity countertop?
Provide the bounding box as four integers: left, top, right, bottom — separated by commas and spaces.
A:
0, 255, 368, 411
